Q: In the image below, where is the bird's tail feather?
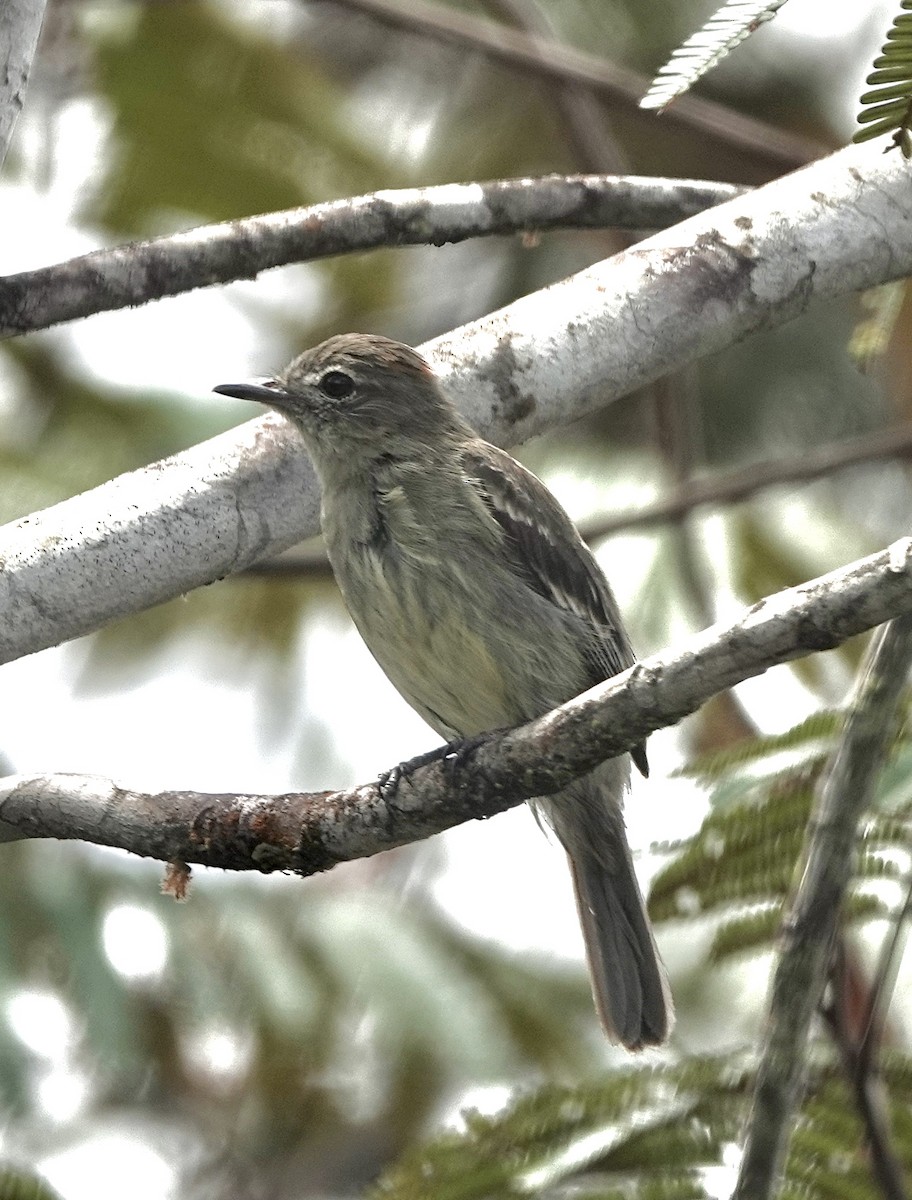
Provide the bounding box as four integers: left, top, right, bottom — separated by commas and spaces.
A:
569, 847, 672, 1049
537, 761, 673, 1048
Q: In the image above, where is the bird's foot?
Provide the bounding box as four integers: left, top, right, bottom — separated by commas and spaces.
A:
377, 733, 492, 801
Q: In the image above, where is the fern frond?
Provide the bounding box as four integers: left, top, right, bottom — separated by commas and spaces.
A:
374, 1058, 750, 1200
854, 1, 912, 157
709, 893, 889, 962
651, 709, 912, 934
650, 777, 814, 917
376, 1054, 912, 1200
676, 711, 841, 784
641, 0, 788, 113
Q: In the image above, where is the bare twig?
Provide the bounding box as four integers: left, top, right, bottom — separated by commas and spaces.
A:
734, 613, 912, 1200
860, 874, 912, 1076
2, 538, 912, 867
483, 0, 628, 174
325, 0, 831, 169
0, 0, 48, 172
824, 938, 909, 1200
0, 174, 743, 337
582, 422, 912, 539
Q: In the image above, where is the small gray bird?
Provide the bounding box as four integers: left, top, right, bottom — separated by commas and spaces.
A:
215, 334, 672, 1049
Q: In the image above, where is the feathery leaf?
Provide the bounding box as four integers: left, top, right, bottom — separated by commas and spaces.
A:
641, 0, 788, 113
854, 2, 912, 156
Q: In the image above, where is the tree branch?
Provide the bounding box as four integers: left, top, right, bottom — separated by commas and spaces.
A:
582, 422, 912, 539
0, 143, 908, 666
0, 0, 47, 172
1, 538, 911, 868
733, 611, 912, 1200
824, 937, 911, 1200
0, 175, 743, 338
325, 0, 830, 169
483, 0, 630, 174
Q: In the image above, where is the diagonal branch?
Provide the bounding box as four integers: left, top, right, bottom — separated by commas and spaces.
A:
582, 422, 912, 538
1, 537, 911, 869
0, 142, 909, 668
0, 175, 744, 338
733, 611, 912, 1200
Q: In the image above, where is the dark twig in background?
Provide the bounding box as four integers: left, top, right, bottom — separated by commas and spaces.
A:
325, 0, 831, 169
483, 0, 629, 174
582, 423, 912, 540
824, 935, 911, 1200
734, 614, 912, 1200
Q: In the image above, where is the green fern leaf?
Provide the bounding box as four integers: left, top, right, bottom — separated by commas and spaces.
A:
709, 893, 888, 962
641, 0, 789, 112
854, 1, 912, 156
675, 711, 841, 784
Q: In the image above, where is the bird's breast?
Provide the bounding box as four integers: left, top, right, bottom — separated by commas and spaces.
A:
332, 535, 516, 738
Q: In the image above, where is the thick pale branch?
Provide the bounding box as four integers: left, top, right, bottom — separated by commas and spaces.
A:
2, 538, 911, 869
0, 175, 743, 337
0, 143, 909, 666
0, 0, 47, 172
734, 612, 912, 1200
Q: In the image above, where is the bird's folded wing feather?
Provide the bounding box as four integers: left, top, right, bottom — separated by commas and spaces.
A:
461, 443, 648, 775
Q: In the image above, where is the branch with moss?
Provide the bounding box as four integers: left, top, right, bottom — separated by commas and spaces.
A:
0, 175, 743, 337
734, 612, 912, 1200
0, 142, 908, 667
1, 538, 912, 867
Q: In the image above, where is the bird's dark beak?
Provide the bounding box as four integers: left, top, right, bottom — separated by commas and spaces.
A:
213, 379, 292, 409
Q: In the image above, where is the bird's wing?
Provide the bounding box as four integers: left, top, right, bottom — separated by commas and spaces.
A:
462, 442, 647, 775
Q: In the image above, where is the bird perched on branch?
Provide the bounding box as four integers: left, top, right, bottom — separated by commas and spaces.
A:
215, 333, 671, 1049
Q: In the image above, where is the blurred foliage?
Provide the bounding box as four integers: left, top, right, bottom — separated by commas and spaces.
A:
0, 1165, 63, 1200
374, 1054, 912, 1199
0, 843, 598, 1190
2, 0, 912, 1198
649, 702, 912, 961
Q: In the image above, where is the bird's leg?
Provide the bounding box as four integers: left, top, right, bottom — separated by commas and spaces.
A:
377, 732, 495, 801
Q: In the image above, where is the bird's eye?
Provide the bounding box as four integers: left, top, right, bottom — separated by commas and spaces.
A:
319, 370, 354, 399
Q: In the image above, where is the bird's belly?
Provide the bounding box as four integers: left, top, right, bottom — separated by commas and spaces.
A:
336, 546, 520, 739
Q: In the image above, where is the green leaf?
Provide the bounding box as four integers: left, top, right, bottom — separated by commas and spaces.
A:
854, 2, 912, 153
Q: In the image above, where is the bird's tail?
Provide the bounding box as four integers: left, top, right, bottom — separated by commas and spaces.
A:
543, 764, 673, 1049
569, 845, 671, 1048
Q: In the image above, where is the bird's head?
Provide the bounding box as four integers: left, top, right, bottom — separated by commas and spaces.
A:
214, 333, 468, 470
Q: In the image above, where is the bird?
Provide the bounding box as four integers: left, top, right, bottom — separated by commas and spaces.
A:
215, 333, 672, 1048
